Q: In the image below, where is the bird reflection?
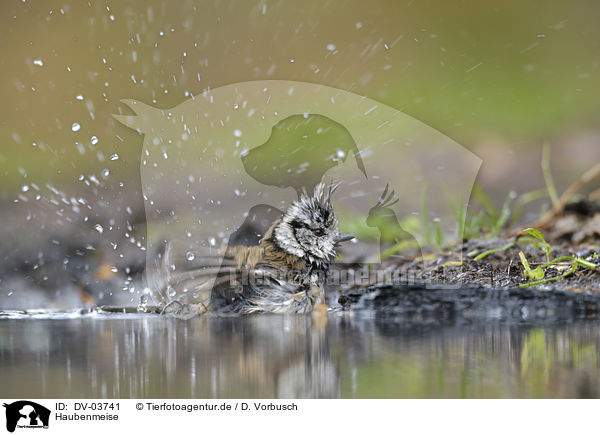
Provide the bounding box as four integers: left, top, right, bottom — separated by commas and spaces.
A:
208, 314, 339, 398
3, 314, 600, 398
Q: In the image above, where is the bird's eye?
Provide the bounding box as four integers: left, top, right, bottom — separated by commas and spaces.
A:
313, 228, 325, 237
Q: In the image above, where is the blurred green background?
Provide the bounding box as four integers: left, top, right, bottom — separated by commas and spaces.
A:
1, 0, 599, 197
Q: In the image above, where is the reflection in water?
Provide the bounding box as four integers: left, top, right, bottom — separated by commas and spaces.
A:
1, 313, 599, 398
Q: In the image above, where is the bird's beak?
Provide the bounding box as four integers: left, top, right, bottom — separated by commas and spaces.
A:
336, 233, 355, 243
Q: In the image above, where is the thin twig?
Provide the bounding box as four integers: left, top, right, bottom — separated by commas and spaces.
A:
528, 162, 600, 229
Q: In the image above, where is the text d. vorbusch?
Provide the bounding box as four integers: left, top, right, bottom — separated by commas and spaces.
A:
235, 403, 299, 411
250, 403, 297, 411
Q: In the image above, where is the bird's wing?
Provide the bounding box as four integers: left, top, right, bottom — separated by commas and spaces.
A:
147, 241, 240, 307
147, 240, 309, 313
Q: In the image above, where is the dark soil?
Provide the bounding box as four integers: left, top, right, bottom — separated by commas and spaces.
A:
370, 199, 600, 291
1, 199, 599, 312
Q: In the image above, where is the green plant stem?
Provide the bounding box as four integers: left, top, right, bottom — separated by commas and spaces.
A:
473, 242, 515, 261
471, 184, 499, 220
420, 184, 430, 244
380, 240, 421, 261
547, 256, 597, 270
541, 143, 559, 206
511, 188, 549, 225
519, 263, 578, 288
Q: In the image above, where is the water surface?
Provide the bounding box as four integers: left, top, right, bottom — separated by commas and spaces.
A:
1, 311, 599, 398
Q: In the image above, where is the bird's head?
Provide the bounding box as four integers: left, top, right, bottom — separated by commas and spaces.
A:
273, 182, 354, 266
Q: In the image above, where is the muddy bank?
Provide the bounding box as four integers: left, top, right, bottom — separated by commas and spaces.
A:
1, 197, 599, 312
378, 200, 600, 291
337, 283, 600, 322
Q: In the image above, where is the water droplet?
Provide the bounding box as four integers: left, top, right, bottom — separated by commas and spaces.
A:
137, 294, 148, 311
76, 94, 84, 100
94, 224, 104, 234
71, 122, 81, 132
233, 129, 242, 137
91, 135, 98, 145
21, 185, 29, 192
326, 44, 336, 51
186, 252, 196, 261
33, 59, 44, 67
109, 153, 119, 161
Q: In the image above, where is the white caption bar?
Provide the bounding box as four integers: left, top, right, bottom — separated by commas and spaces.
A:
0, 399, 597, 434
